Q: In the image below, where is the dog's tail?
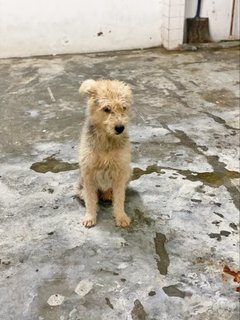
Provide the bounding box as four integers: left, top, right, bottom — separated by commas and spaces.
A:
79, 79, 96, 96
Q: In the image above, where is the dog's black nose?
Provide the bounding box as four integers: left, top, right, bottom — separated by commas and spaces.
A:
115, 125, 125, 135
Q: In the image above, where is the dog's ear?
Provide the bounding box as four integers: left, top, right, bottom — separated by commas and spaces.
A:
79, 79, 97, 96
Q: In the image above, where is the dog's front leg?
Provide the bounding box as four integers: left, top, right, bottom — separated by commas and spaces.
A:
112, 179, 131, 227
82, 175, 98, 227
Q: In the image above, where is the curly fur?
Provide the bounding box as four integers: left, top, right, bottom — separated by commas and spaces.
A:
77, 79, 132, 228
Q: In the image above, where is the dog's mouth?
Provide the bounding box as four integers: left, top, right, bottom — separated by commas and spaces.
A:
114, 125, 125, 135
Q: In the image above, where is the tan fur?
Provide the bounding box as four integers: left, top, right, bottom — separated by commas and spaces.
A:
77, 79, 132, 228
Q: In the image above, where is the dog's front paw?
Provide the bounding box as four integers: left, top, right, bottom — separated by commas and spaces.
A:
115, 213, 131, 227
82, 215, 96, 228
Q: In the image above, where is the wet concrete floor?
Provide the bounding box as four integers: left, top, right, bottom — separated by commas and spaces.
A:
0, 47, 239, 319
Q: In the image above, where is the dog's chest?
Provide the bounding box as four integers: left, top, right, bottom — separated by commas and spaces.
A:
94, 150, 123, 170
93, 151, 122, 189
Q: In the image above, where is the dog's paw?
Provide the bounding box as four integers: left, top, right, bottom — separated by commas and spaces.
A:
115, 213, 131, 227
82, 215, 96, 228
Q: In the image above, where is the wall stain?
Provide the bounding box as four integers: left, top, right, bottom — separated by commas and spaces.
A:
30, 156, 78, 173
154, 233, 170, 276
162, 285, 188, 298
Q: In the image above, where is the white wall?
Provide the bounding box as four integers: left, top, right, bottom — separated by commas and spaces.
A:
185, 0, 240, 41
0, 0, 239, 58
0, 0, 163, 58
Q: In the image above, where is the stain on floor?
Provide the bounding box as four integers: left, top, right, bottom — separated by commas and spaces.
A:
201, 88, 237, 107
131, 299, 147, 320
162, 285, 188, 298
154, 233, 170, 276
30, 156, 79, 173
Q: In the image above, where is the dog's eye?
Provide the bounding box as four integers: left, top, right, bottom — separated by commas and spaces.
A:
123, 106, 127, 111
103, 106, 111, 113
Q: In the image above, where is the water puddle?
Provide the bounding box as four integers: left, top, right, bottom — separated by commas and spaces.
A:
132, 163, 240, 188
178, 169, 240, 187
201, 88, 236, 107
30, 156, 78, 173
154, 233, 170, 276
131, 299, 147, 320
132, 165, 163, 181
162, 285, 188, 298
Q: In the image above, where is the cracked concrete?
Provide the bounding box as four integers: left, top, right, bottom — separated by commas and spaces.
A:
0, 47, 239, 320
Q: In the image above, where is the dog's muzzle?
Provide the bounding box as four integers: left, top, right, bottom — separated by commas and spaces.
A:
115, 125, 125, 135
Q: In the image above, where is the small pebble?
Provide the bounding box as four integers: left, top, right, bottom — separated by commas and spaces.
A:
75, 279, 93, 297
47, 294, 64, 306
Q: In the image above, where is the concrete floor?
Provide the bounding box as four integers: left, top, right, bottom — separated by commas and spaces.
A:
0, 47, 239, 320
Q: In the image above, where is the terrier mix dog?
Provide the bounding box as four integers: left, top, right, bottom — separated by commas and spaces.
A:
77, 79, 132, 228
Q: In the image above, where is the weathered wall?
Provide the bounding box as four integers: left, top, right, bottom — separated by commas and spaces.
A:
0, 0, 239, 58
0, 0, 163, 58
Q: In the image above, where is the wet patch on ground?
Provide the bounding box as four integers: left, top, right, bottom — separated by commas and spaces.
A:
132, 165, 163, 181
154, 233, 170, 276
30, 156, 78, 173
208, 230, 231, 241
131, 299, 147, 320
203, 111, 239, 130
164, 128, 240, 210
162, 285, 189, 299
201, 88, 237, 108
132, 163, 240, 189
131, 128, 239, 211
133, 209, 153, 226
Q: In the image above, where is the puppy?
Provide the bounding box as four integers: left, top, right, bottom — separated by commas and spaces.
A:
77, 79, 132, 227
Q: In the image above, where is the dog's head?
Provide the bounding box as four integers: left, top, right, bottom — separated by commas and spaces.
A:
79, 79, 132, 137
